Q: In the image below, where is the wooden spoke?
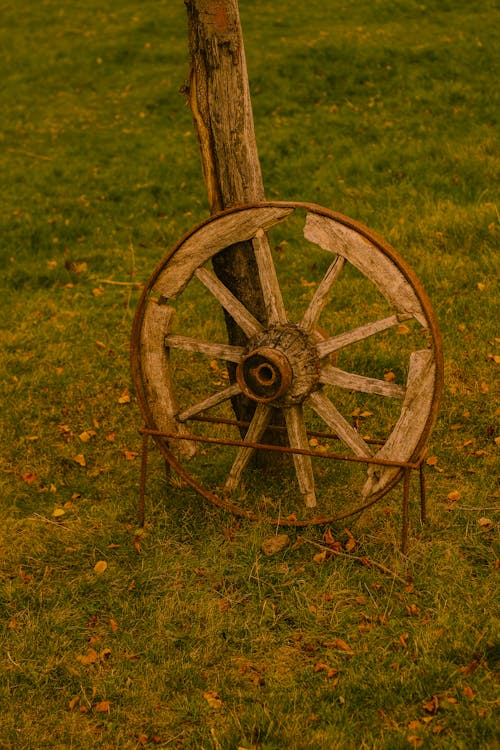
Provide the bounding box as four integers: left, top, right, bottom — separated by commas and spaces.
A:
194, 267, 263, 338
320, 364, 406, 399
252, 228, 288, 325
316, 314, 408, 359
301, 256, 345, 332
224, 403, 273, 492
283, 405, 317, 507
140, 301, 197, 459
308, 390, 372, 458
177, 382, 242, 423
164, 335, 244, 363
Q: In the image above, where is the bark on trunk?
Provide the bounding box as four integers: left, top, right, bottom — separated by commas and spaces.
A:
184, 0, 286, 458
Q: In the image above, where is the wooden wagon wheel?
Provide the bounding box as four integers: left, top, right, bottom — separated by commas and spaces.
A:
131, 201, 443, 526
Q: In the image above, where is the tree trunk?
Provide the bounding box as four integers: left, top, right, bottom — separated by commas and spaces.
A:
184, 0, 286, 458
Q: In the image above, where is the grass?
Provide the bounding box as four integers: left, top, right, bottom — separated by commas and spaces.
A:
1, 1, 499, 748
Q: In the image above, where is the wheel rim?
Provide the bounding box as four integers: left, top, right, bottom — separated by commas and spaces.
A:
131, 201, 443, 526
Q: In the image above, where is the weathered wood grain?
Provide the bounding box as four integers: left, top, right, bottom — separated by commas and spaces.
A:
140, 301, 197, 459
301, 255, 345, 332
320, 364, 406, 398
177, 382, 242, 423
224, 403, 272, 492
194, 267, 263, 338
308, 390, 373, 458
362, 349, 436, 498
252, 228, 288, 325
153, 206, 293, 300
304, 213, 427, 327
164, 335, 244, 363
283, 405, 317, 507
316, 314, 406, 359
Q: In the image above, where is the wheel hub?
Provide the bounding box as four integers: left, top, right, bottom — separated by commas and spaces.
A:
236, 324, 320, 406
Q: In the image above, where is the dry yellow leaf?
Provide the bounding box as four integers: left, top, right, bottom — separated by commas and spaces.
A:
94, 701, 111, 713
463, 685, 475, 701
118, 389, 131, 404
447, 490, 461, 502
313, 550, 327, 564
94, 560, 108, 575
123, 450, 139, 461
76, 648, 98, 665
384, 371, 396, 382
397, 324, 410, 335
53, 507, 65, 518
79, 430, 96, 442
203, 690, 222, 709
73, 454, 86, 467
68, 695, 80, 710
478, 517, 494, 531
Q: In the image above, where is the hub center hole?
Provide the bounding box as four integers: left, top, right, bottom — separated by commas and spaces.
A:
253, 363, 277, 386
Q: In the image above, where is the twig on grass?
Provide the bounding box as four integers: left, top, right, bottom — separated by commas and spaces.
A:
29, 513, 71, 530
8, 148, 52, 161
296, 536, 408, 585
98, 279, 143, 287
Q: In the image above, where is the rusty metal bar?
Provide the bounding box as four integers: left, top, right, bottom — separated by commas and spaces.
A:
139, 426, 422, 470
419, 460, 427, 524
138, 431, 150, 527
189, 413, 386, 445
401, 467, 411, 554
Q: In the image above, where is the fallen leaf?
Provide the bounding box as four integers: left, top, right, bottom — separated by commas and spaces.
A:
68, 696, 80, 710
94, 701, 110, 713
261, 534, 290, 556
426, 455, 439, 466
53, 507, 65, 518
79, 430, 97, 442
123, 450, 139, 461
463, 685, 475, 701
94, 560, 108, 575
460, 660, 479, 675
22, 472, 37, 484
118, 389, 131, 404
405, 603, 420, 616
76, 648, 99, 665
397, 324, 410, 335
313, 550, 327, 563
384, 371, 396, 382
422, 695, 439, 714
73, 454, 86, 467
345, 537, 356, 552
447, 490, 461, 502
323, 638, 353, 653
203, 690, 222, 709
109, 618, 119, 632
478, 517, 494, 531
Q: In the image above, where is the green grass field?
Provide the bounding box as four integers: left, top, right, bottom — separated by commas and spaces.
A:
1, 1, 498, 748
